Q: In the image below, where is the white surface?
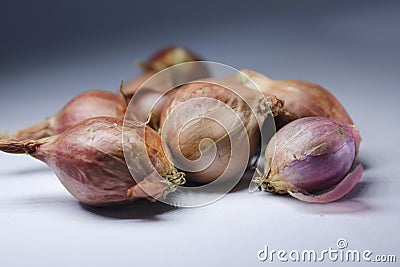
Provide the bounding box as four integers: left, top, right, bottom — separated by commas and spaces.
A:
1, 3, 400, 266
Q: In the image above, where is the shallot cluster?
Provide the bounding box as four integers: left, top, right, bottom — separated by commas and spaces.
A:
0, 46, 364, 207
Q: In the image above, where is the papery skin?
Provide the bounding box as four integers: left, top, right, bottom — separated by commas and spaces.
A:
12, 90, 127, 140
261, 117, 362, 203
237, 69, 353, 128
0, 117, 180, 206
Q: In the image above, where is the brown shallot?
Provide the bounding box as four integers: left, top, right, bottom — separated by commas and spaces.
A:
159, 79, 280, 184
236, 69, 353, 128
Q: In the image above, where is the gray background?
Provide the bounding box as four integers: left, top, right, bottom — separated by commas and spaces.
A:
0, 0, 399, 266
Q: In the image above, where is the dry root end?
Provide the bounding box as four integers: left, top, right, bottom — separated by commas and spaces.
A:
261, 95, 284, 116
161, 172, 186, 199
165, 171, 186, 186
251, 167, 265, 191
161, 185, 176, 200
251, 167, 276, 193
126, 171, 186, 201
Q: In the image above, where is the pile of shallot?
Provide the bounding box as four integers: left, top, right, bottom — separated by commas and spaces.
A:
0, 46, 363, 207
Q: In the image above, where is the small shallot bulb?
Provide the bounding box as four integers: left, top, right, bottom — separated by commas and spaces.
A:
140, 46, 203, 72
0, 117, 185, 206
121, 47, 209, 125
12, 90, 126, 140
236, 69, 353, 128
253, 117, 363, 203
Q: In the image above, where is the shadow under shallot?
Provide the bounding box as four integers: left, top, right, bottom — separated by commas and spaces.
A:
230, 170, 254, 193
4, 166, 51, 176
0, 193, 179, 221
298, 199, 373, 214
356, 157, 370, 171
0, 195, 76, 207
340, 180, 372, 201
79, 199, 178, 220
291, 180, 374, 214
175, 167, 254, 194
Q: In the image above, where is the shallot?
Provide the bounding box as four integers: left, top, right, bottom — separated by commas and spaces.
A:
121, 46, 208, 100
0, 117, 185, 206
159, 79, 279, 184
12, 90, 126, 140
253, 117, 363, 203
140, 46, 203, 72
236, 69, 353, 128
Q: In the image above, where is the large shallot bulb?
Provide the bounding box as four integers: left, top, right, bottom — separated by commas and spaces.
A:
236, 69, 353, 127
0, 117, 185, 206
159, 80, 280, 184
12, 90, 126, 140
253, 117, 363, 203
